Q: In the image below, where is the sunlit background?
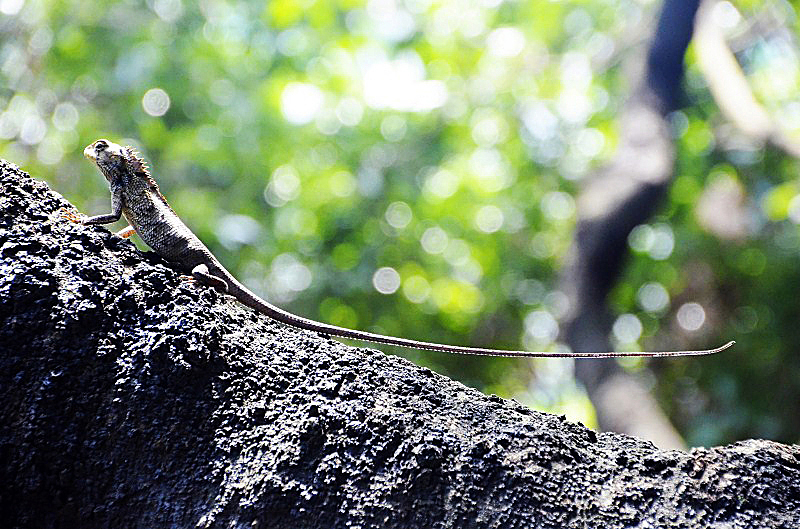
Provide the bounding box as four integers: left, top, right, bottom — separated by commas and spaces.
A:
1, 0, 799, 446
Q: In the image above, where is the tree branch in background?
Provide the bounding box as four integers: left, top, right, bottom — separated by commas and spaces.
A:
695, 0, 800, 158
559, 0, 700, 449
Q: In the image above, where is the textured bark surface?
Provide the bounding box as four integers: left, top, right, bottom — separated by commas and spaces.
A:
1, 160, 799, 529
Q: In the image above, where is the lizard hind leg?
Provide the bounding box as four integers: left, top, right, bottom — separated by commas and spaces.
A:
116, 225, 136, 238
190, 263, 229, 293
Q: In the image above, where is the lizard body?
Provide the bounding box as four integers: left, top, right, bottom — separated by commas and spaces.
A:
71, 139, 733, 358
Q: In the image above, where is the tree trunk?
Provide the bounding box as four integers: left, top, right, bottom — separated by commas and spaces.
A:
1, 160, 798, 528
560, 0, 701, 448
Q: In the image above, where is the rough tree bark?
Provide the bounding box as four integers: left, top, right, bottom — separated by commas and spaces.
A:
1, 161, 798, 528
560, 0, 702, 449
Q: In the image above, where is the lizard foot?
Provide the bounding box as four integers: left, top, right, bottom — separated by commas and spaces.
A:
115, 225, 136, 238
191, 264, 229, 292
179, 270, 229, 293
59, 207, 85, 224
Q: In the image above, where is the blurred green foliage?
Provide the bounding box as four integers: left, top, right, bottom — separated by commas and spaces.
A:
1, 0, 799, 445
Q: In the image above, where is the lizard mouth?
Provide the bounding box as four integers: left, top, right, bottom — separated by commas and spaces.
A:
83, 144, 98, 161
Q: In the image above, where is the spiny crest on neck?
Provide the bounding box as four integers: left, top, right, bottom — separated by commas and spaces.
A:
125, 146, 172, 208
125, 146, 153, 180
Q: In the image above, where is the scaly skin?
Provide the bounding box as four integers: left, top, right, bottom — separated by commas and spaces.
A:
69, 139, 734, 358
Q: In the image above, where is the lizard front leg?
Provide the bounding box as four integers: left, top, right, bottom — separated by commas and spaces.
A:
62, 184, 124, 226
61, 208, 122, 226
63, 209, 135, 239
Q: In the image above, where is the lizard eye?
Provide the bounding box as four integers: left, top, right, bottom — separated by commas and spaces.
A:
94, 140, 108, 152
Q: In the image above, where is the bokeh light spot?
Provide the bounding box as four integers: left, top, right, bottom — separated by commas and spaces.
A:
385, 201, 412, 229
373, 267, 401, 294
281, 82, 323, 125
637, 282, 670, 313
142, 88, 171, 116
613, 313, 643, 344
677, 302, 706, 332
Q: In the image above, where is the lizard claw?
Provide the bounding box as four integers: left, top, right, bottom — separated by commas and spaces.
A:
59, 207, 85, 225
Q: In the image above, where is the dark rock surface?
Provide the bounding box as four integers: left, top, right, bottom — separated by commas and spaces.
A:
1, 159, 798, 529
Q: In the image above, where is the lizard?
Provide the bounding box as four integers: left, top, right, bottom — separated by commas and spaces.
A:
64, 139, 734, 359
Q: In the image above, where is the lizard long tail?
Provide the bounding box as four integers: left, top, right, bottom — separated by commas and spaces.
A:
225, 277, 734, 358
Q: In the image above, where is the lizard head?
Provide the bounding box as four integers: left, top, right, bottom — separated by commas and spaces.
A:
83, 139, 131, 182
